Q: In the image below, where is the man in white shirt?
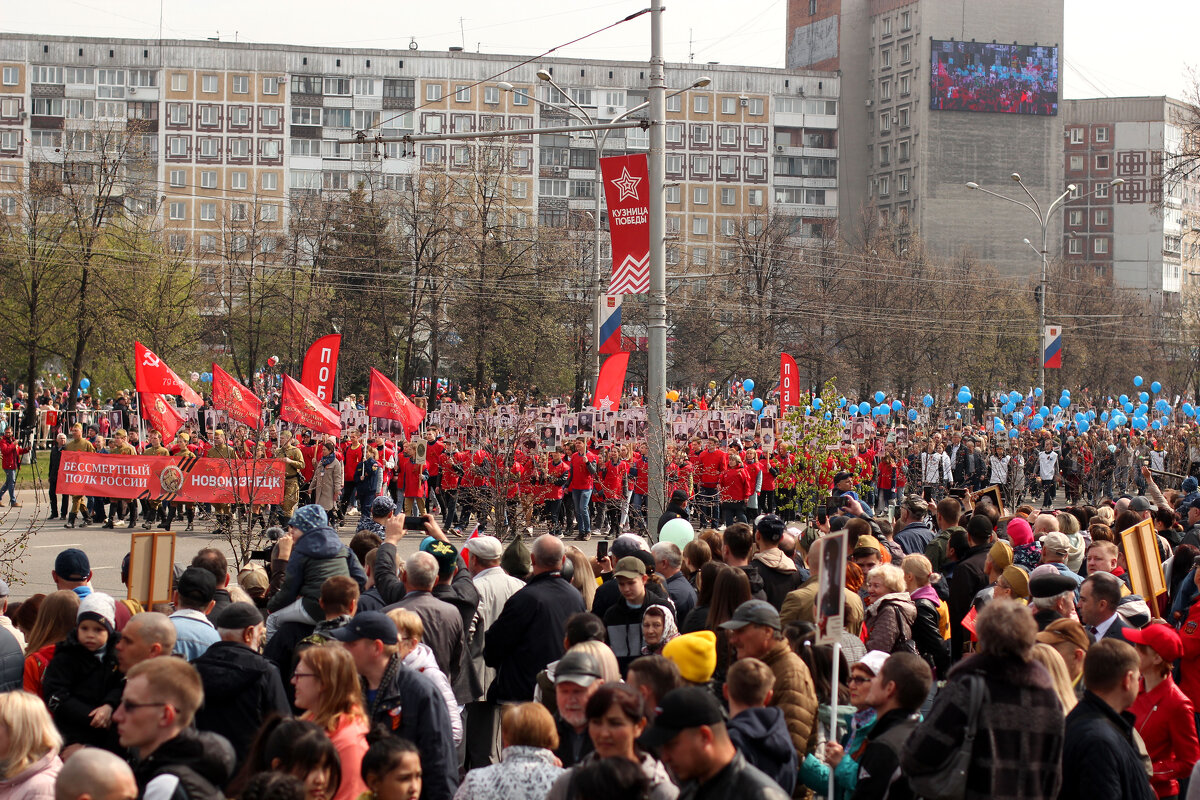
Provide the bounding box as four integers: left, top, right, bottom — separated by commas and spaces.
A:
1036, 439, 1060, 509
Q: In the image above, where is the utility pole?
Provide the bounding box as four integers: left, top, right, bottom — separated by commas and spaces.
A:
646, 0, 668, 539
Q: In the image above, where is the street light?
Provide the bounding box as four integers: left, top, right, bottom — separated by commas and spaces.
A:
967, 175, 1126, 395
498, 73, 710, 395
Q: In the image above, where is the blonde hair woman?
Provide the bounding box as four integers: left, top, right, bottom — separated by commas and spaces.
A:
291, 644, 369, 800
1030, 642, 1077, 712
0, 691, 62, 800
565, 546, 597, 610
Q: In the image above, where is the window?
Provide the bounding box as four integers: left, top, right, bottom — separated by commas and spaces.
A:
170, 72, 188, 91
748, 189, 764, 206
692, 125, 710, 144
1069, 128, 1084, 144
198, 137, 220, 159
747, 157, 766, 177
229, 106, 251, 127
261, 107, 281, 128
262, 76, 280, 95
901, 11, 911, 30
666, 154, 683, 173
666, 95, 681, 113
165, 103, 188, 125
1067, 238, 1083, 255
1096, 154, 1110, 170
323, 108, 352, 128
882, 17, 892, 35
719, 126, 737, 146
353, 110, 379, 130
666, 217, 681, 235
900, 44, 911, 63
898, 107, 909, 127
96, 100, 124, 119
196, 202, 214, 221
423, 114, 442, 133
0, 130, 18, 151
722, 97, 736, 115
201, 75, 218, 93
426, 83, 443, 101
227, 171, 245, 190
720, 218, 735, 236
199, 105, 220, 127
898, 140, 909, 161
1069, 155, 1083, 171
747, 127, 765, 147
0, 98, 17, 118
168, 136, 188, 157
1094, 238, 1109, 254
200, 170, 217, 189
168, 202, 186, 220
1096, 181, 1110, 198
880, 113, 891, 133
452, 146, 471, 166
881, 49, 891, 68
880, 80, 891, 101
32, 98, 63, 116
30, 130, 61, 148
455, 85, 471, 102
510, 180, 528, 199
260, 204, 279, 222
261, 173, 278, 190
323, 78, 351, 96
451, 114, 474, 133
31, 66, 63, 84
538, 179, 568, 197
666, 124, 683, 144
694, 95, 710, 114
97, 69, 125, 98
512, 89, 529, 105
879, 176, 890, 196
719, 156, 737, 176
230, 203, 248, 221
691, 216, 708, 235
666, 186, 680, 204
880, 144, 891, 165
484, 86, 500, 104
900, 76, 910, 96
1068, 210, 1083, 226
354, 78, 376, 96
721, 188, 736, 206
693, 155, 711, 174
693, 187, 709, 205
749, 98, 764, 116
169, 169, 186, 187
1095, 209, 1109, 226
232, 76, 249, 94
1096, 127, 1110, 143
291, 107, 320, 126
899, 173, 909, 193
1, 67, 17, 86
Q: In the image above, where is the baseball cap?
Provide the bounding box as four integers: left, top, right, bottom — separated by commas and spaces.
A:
901, 495, 929, 516
719, 599, 781, 632
855, 650, 890, 677
613, 556, 647, 580
670, 489, 688, 504
55, 548, 91, 582
371, 495, 397, 517
755, 514, 785, 543
329, 611, 399, 645
176, 566, 217, 607
639, 687, 727, 749
1123, 622, 1183, 662
1129, 496, 1158, 513
467, 535, 504, 562
554, 649, 604, 687
832, 471, 853, 485
1041, 532, 1070, 557
1036, 619, 1091, 652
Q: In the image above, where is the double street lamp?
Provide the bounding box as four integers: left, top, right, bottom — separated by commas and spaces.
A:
497, 72, 710, 394
966, 173, 1125, 395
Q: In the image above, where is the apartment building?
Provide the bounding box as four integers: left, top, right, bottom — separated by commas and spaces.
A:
0, 34, 840, 291
1061, 96, 1199, 312
786, 0, 1065, 276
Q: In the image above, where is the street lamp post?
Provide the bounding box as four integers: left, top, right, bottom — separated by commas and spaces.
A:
966, 173, 1125, 396
498, 71, 709, 397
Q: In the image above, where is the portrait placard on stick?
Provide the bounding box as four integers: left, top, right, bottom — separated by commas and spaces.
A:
1121, 518, 1166, 607
127, 531, 176, 608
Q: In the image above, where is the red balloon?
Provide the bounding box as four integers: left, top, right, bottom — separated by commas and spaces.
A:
267, 356, 278, 367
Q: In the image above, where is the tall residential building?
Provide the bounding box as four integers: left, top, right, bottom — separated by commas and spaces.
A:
786, 0, 1065, 277
0, 34, 839, 290
1061, 97, 1197, 312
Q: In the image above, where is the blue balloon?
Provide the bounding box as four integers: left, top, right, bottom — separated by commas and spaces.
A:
1152, 381, 1162, 393
993, 418, 1005, 432
922, 394, 934, 407
1152, 420, 1162, 430
1119, 395, 1129, 405
858, 402, 870, 416
1055, 421, 1064, 431
1009, 428, 1020, 438
1013, 412, 1024, 425
1134, 375, 1144, 387
1101, 411, 1109, 422
955, 412, 962, 419
751, 398, 764, 411
79, 378, 90, 390
1078, 420, 1090, 433
1001, 402, 1013, 415
1107, 418, 1117, 430
1088, 411, 1096, 420
1034, 387, 1043, 397
908, 409, 918, 421
1185, 402, 1196, 416
1029, 417, 1043, 430
874, 391, 885, 403
1052, 404, 1062, 415
957, 390, 971, 404
743, 379, 754, 392
891, 399, 903, 411
837, 397, 846, 409
1139, 392, 1149, 403
1124, 403, 1134, 413
1040, 405, 1049, 415
813, 398, 823, 410
824, 411, 832, 420
1132, 416, 1147, 430
1157, 400, 1170, 413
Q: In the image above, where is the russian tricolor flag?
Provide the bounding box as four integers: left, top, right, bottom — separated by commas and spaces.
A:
1043, 325, 1062, 369
599, 294, 622, 354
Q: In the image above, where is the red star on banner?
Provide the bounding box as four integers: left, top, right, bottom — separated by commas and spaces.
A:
611, 167, 642, 202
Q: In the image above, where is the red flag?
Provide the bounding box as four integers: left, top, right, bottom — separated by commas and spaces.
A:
600, 155, 650, 294
300, 334, 341, 403
461, 527, 481, 562
135, 342, 202, 405
280, 374, 341, 436
368, 369, 426, 433
211, 364, 262, 430
593, 352, 629, 411
139, 392, 185, 442
780, 353, 800, 410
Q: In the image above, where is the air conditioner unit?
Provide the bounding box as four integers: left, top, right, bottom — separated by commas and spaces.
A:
129, 87, 137, 94
552, 165, 564, 174
607, 106, 618, 113
739, 97, 749, 107
775, 144, 785, 152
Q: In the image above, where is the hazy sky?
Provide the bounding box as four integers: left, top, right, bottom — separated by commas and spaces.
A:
2, 0, 1194, 101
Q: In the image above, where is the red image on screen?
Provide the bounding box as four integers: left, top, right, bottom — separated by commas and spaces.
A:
930, 40, 1058, 116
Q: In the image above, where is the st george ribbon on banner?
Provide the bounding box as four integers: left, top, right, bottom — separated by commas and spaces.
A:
368, 368, 426, 433
301, 334, 341, 402
600, 154, 650, 295
57, 451, 285, 504
280, 374, 342, 436
211, 364, 263, 430
134, 342, 203, 406
140, 392, 186, 442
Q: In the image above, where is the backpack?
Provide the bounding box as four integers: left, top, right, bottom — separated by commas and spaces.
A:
907, 674, 987, 800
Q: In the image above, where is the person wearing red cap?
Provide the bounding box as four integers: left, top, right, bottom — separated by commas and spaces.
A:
1126, 623, 1200, 798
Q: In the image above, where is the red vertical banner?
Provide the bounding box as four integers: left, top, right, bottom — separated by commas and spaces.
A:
600, 154, 650, 295
780, 353, 799, 410
300, 334, 341, 403
593, 352, 630, 411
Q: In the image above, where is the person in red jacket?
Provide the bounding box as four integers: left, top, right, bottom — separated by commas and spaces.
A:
336, 430, 364, 523
0, 429, 29, 508
596, 449, 629, 539
544, 449, 569, 537
1126, 623, 1200, 798
717, 454, 752, 527
425, 431, 444, 516
439, 440, 463, 532
693, 439, 728, 527
760, 451, 779, 515
567, 439, 598, 541
628, 443, 650, 534
398, 440, 428, 516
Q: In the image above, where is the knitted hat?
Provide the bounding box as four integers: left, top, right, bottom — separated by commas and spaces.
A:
662, 630, 717, 684
77, 592, 116, 632
989, 540, 1013, 571
1006, 517, 1034, 547
290, 504, 328, 537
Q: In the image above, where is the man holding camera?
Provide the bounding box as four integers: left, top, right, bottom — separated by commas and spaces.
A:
0, 428, 29, 508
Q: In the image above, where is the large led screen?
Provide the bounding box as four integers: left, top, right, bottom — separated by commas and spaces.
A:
930, 40, 1059, 116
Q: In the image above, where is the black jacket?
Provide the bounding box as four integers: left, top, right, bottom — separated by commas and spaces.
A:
603, 599, 648, 674
205, 589, 232, 627
432, 566, 483, 703
42, 630, 123, 751
554, 715, 594, 768
357, 586, 387, 613
911, 597, 950, 678
0, 625, 21, 692
1060, 691, 1155, 800
132, 728, 235, 800
754, 559, 804, 611
657, 503, 690, 533
738, 564, 769, 603
484, 571, 585, 703
192, 641, 291, 763
592, 573, 671, 621
678, 750, 789, 800
372, 543, 410, 606
727, 707, 797, 796
852, 708, 920, 800
948, 544, 990, 661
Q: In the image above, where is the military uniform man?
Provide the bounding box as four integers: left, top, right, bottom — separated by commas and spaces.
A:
206, 429, 238, 532
142, 430, 171, 529
63, 423, 96, 529
278, 430, 306, 525
106, 429, 138, 529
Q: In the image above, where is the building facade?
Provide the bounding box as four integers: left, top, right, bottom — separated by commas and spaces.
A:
786, 0, 1065, 276
0, 34, 840, 292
